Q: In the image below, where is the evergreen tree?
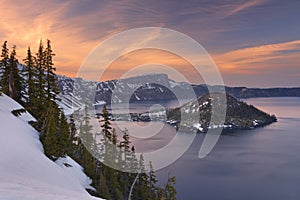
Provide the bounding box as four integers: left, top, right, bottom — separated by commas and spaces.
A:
8, 45, 24, 103
44, 39, 59, 101
33, 39, 47, 118
100, 105, 112, 141
119, 128, 131, 171
163, 174, 177, 200
127, 148, 141, 200
57, 111, 73, 156
69, 114, 77, 141
23, 47, 37, 107
68, 111, 84, 160
149, 161, 158, 199
0, 41, 10, 95
99, 171, 111, 199
40, 101, 60, 159
118, 129, 131, 198
79, 106, 94, 150
132, 154, 150, 199
99, 106, 124, 199
39, 101, 74, 160
78, 106, 96, 175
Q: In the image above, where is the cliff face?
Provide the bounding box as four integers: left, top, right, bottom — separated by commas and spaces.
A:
57, 73, 300, 106
58, 73, 193, 104
224, 87, 300, 98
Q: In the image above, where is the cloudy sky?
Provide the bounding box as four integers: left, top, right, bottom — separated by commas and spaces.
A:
0, 0, 299, 87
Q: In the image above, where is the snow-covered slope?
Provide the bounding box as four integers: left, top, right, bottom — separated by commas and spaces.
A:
55, 156, 95, 191
0, 94, 101, 200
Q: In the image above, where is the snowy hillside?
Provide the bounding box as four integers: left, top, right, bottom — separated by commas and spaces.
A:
0, 94, 102, 200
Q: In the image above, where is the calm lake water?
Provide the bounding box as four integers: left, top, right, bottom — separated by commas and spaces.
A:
104, 97, 300, 199
156, 97, 300, 200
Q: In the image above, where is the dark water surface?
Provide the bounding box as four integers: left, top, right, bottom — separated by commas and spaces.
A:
155, 97, 300, 200
105, 97, 300, 199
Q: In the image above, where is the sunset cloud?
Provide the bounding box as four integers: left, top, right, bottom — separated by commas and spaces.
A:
214, 40, 300, 73
226, 0, 267, 17
213, 40, 300, 87
0, 0, 299, 87
100, 49, 204, 83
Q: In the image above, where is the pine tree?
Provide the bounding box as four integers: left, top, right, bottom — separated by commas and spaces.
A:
137, 155, 150, 200
57, 111, 73, 156
38, 100, 73, 160
118, 129, 130, 198
34, 39, 46, 118
99, 106, 123, 199
69, 114, 77, 141
79, 106, 94, 150
8, 45, 24, 103
99, 171, 111, 199
100, 106, 114, 169
163, 174, 177, 200
78, 106, 97, 179
23, 47, 37, 107
100, 105, 112, 141
119, 128, 131, 169
0, 41, 10, 95
127, 147, 140, 200
40, 101, 60, 159
44, 39, 59, 101
149, 161, 158, 199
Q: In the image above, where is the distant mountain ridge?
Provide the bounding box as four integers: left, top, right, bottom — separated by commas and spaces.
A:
57, 73, 300, 106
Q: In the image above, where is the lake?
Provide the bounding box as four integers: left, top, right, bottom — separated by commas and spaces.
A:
156, 97, 300, 200
103, 97, 300, 199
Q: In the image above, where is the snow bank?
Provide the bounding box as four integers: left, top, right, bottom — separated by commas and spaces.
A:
0, 93, 36, 122
0, 94, 102, 200
55, 156, 95, 191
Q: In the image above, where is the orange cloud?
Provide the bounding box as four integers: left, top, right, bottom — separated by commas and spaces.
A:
213, 40, 300, 74
0, 0, 124, 78
101, 48, 205, 83
226, 0, 267, 17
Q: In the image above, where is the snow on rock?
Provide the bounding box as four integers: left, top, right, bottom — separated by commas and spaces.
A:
253, 120, 259, 126
58, 94, 86, 116
0, 93, 36, 123
0, 94, 102, 200
169, 80, 181, 88
55, 156, 95, 191
92, 101, 106, 106
193, 123, 204, 132
134, 93, 140, 100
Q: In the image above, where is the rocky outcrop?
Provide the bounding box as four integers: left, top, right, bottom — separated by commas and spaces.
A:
166, 93, 277, 132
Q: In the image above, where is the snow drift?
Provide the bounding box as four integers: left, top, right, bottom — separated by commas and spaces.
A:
0, 94, 101, 200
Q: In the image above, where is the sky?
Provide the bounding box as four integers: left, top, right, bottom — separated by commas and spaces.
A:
0, 0, 299, 87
